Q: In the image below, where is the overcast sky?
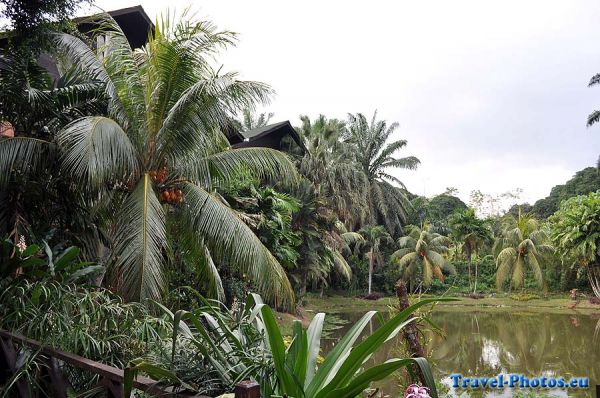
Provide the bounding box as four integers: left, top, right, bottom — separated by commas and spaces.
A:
87, 0, 600, 207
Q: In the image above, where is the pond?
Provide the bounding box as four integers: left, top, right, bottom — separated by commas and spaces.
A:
321, 308, 600, 397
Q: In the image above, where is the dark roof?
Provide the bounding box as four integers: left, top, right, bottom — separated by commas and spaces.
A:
232, 121, 307, 153
0, 6, 153, 50
77, 5, 153, 49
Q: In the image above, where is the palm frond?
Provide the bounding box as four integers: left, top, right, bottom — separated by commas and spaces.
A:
111, 174, 167, 302
206, 147, 298, 186
57, 117, 140, 190
181, 182, 294, 310
0, 137, 51, 186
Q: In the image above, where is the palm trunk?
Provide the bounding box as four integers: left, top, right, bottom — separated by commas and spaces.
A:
473, 261, 478, 294
395, 280, 425, 383
588, 265, 600, 298
368, 248, 374, 295
465, 241, 472, 287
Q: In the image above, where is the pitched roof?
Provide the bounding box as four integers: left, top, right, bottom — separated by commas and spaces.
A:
233, 121, 307, 153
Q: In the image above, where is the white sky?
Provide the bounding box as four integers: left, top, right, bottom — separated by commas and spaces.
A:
87, 0, 600, 207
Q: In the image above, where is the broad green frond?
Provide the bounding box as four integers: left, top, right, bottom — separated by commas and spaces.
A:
182, 182, 294, 310
331, 250, 352, 282
206, 147, 298, 186
112, 174, 167, 302
0, 137, 50, 186
57, 117, 140, 190
51, 32, 131, 129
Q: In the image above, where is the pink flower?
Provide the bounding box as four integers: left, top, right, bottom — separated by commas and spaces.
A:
404, 384, 431, 398
16, 236, 27, 253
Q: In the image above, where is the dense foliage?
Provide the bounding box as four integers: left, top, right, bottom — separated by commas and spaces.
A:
532, 167, 600, 218
4, 5, 600, 397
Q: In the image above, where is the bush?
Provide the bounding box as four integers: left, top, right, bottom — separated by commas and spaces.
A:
509, 293, 542, 301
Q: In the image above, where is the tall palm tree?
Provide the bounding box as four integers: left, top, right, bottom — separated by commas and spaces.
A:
344, 111, 420, 237
391, 225, 455, 290
295, 115, 368, 228
290, 179, 355, 296
495, 211, 554, 291
448, 208, 494, 291
0, 14, 298, 308
358, 224, 391, 295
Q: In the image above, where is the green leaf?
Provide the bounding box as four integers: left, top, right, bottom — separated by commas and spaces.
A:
305, 313, 325, 388
54, 246, 81, 272
323, 358, 412, 398
259, 305, 298, 396
313, 298, 453, 398
124, 359, 180, 398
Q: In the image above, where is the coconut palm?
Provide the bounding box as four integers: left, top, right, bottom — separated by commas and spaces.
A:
344, 111, 420, 237
295, 115, 368, 228
495, 211, 554, 291
391, 225, 455, 290
358, 224, 391, 295
0, 14, 298, 308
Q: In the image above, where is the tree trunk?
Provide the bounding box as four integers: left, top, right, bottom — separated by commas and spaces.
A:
395, 280, 425, 383
465, 241, 472, 288
473, 260, 478, 294
588, 265, 600, 298
368, 248, 374, 295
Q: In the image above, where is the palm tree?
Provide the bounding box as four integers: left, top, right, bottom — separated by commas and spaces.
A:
344, 111, 420, 237
233, 109, 274, 132
358, 225, 391, 295
391, 225, 455, 290
495, 210, 554, 291
0, 14, 298, 308
448, 208, 494, 291
290, 180, 357, 295
295, 115, 368, 228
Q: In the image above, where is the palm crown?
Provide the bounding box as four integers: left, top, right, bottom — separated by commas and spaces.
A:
392, 225, 455, 287
495, 211, 554, 291
344, 111, 420, 236
295, 115, 368, 228
0, 14, 298, 308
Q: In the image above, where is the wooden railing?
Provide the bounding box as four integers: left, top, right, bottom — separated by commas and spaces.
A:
0, 330, 260, 398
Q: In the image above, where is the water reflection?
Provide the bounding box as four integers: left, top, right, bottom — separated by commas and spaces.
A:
324, 309, 600, 397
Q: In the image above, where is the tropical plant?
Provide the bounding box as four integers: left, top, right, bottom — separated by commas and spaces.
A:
0, 278, 168, 363
359, 225, 392, 295
0, 13, 299, 308
344, 111, 420, 236
392, 225, 455, 290
448, 208, 493, 291
291, 180, 355, 296
0, 238, 104, 283
166, 293, 444, 398
494, 211, 554, 291
295, 115, 368, 228
550, 191, 600, 297
233, 109, 274, 131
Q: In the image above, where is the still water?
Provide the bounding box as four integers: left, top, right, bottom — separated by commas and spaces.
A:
321, 308, 600, 397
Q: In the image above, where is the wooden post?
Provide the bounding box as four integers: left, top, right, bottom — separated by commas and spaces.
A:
596, 384, 599, 398
41, 356, 69, 398
234, 380, 260, 398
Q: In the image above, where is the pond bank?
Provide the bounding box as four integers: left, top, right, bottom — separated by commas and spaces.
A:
301, 293, 600, 315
